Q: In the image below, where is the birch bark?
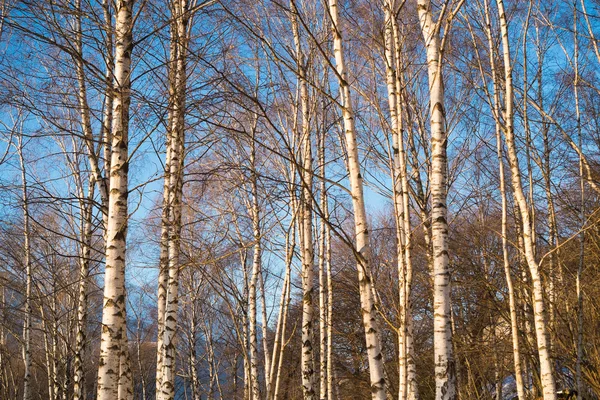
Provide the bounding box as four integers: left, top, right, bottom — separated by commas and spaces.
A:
325, 201, 334, 400
573, 2, 584, 395
97, 1, 134, 398
17, 136, 32, 400
326, 0, 387, 396
71, 1, 105, 396
73, 177, 95, 400
384, 5, 417, 397
248, 124, 262, 400
318, 129, 327, 400
416, 1, 455, 398
271, 168, 296, 400
480, 3, 526, 397
157, 1, 189, 397
272, 190, 296, 400
494, 1, 557, 398
290, 1, 316, 396
320, 124, 334, 400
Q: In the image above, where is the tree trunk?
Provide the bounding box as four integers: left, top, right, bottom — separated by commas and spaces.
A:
494, 1, 557, 398
385, 5, 418, 398
290, 2, 316, 397
272, 192, 295, 400
270, 172, 296, 400
325, 203, 334, 400
96, 1, 134, 398
417, 1, 455, 398
73, 0, 109, 230
73, 177, 95, 400
17, 135, 32, 400
260, 268, 272, 399
71, 2, 105, 396
326, 0, 387, 397
481, 2, 526, 397
318, 132, 328, 400
248, 124, 262, 400
157, 2, 189, 398
573, 3, 584, 395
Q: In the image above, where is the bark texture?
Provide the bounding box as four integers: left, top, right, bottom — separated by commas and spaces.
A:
417, 1, 455, 399
327, 0, 387, 396
494, 0, 557, 398
97, 1, 134, 398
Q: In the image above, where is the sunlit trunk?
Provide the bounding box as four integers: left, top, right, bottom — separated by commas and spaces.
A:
327, 0, 387, 396
417, 1, 455, 398
573, 3, 584, 395
17, 136, 32, 400
494, 1, 556, 398
480, 2, 526, 397
97, 1, 134, 398
157, 2, 189, 398
248, 122, 262, 400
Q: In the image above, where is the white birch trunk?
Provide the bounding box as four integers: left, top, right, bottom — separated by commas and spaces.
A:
155, 4, 178, 390
248, 128, 262, 400
101, 0, 114, 187
327, 0, 387, 396
268, 262, 289, 400
72, 2, 103, 395
318, 130, 328, 400
18, 136, 32, 400
188, 301, 201, 400
326, 208, 334, 400
272, 268, 292, 400
157, 2, 189, 398
290, 2, 317, 395
384, 5, 418, 397
272, 193, 296, 400
383, 7, 407, 398
155, 119, 172, 395
96, 1, 134, 398
241, 250, 251, 400
573, 3, 584, 395
494, 1, 556, 398
73, 9, 109, 231
260, 269, 272, 399
41, 306, 54, 400
417, 2, 455, 398
269, 268, 289, 399
118, 334, 133, 400
73, 177, 95, 400
391, 25, 418, 400
481, 3, 526, 397
155, 176, 170, 394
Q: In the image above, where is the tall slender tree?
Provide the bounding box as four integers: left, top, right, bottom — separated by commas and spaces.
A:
494, 0, 556, 398
17, 129, 32, 400
290, 1, 316, 397
97, 1, 135, 398
416, 1, 458, 398
157, 1, 190, 398
326, 0, 387, 397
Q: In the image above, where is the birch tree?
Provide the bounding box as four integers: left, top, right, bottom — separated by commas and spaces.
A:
16, 129, 32, 400
156, 1, 190, 398
383, 3, 418, 397
326, 0, 387, 396
290, 1, 316, 397
416, 1, 459, 398
97, 1, 135, 398
480, 2, 525, 398
493, 0, 556, 398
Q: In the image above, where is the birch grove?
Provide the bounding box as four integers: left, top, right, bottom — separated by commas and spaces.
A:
0, 0, 599, 399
